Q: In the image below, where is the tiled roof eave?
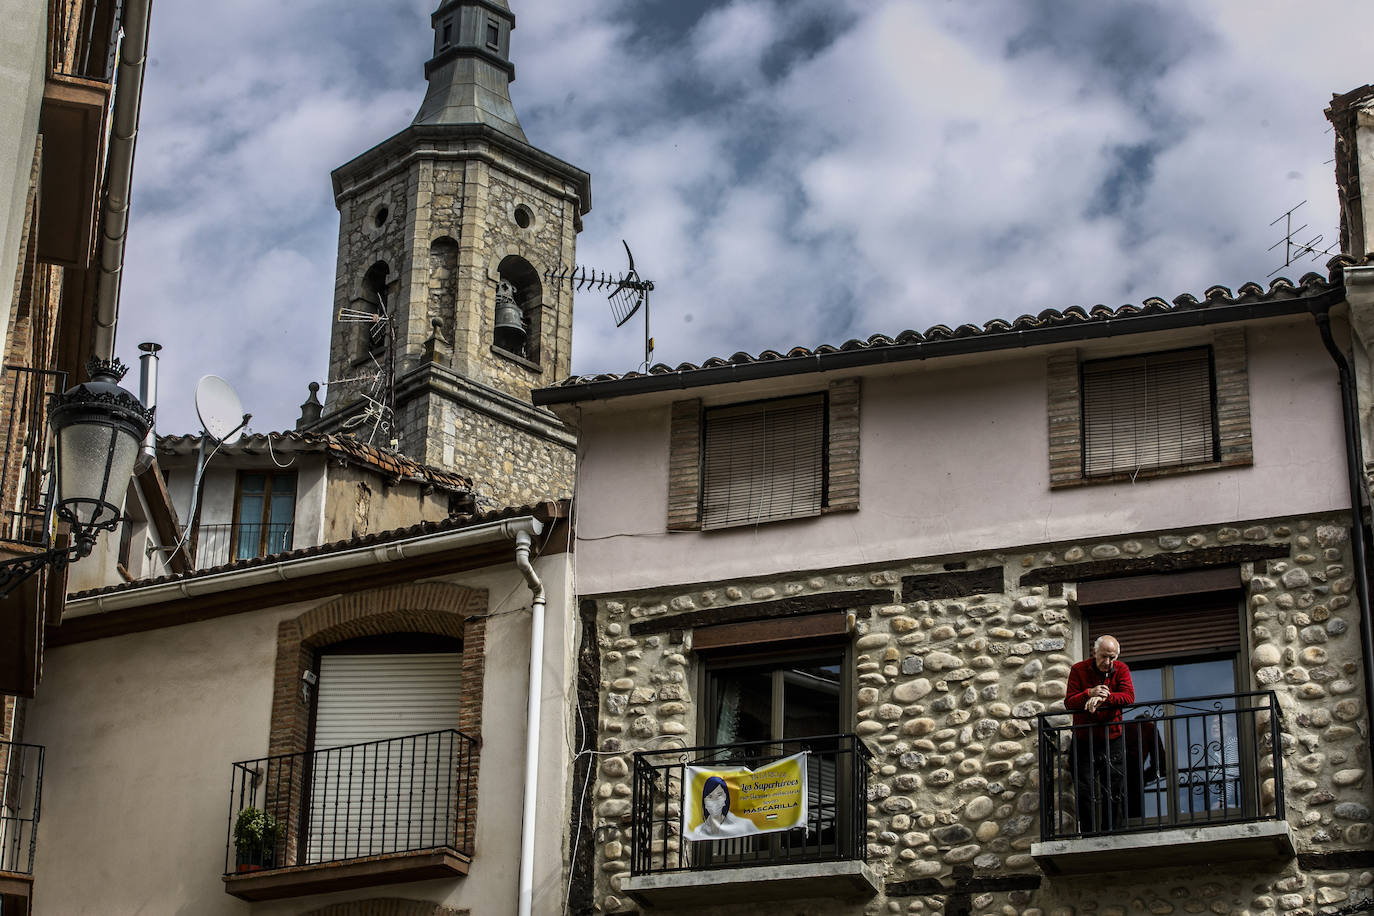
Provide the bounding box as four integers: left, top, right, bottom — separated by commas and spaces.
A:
534, 279, 1348, 406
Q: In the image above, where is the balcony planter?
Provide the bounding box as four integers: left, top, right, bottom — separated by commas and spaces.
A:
233, 808, 280, 873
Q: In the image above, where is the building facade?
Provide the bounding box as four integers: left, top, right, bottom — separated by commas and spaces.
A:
26, 501, 578, 915
539, 271, 1374, 916
532, 90, 1374, 912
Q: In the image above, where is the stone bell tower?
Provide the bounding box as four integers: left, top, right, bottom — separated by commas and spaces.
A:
314, 0, 590, 509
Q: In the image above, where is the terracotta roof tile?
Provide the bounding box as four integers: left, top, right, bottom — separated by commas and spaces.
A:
157, 431, 471, 493
541, 258, 1368, 396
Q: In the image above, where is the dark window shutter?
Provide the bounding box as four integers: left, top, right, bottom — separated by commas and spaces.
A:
1082, 347, 1216, 477
702, 394, 825, 529
1086, 598, 1241, 661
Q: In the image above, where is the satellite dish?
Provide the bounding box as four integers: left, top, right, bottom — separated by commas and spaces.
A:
195, 375, 247, 445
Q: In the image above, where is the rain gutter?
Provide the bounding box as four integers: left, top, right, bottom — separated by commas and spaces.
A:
64, 515, 542, 615
1308, 276, 1374, 768
92, 0, 153, 359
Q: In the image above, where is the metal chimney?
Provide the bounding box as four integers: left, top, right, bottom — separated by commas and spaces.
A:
135, 342, 161, 472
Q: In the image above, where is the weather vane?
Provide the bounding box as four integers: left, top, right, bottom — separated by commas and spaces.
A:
546, 240, 657, 371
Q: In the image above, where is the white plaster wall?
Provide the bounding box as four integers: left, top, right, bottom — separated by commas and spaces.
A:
64, 477, 171, 594
0, 0, 47, 349
572, 317, 1350, 595
25, 552, 578, 915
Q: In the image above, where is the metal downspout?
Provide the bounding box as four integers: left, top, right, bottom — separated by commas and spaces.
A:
514, 526, 546, 916
1310, 306, 1374, 767
93, 0, 153, 359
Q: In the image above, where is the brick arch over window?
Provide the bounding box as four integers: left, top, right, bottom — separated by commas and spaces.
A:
297, 898, 471, 916
268, 582, 489, 762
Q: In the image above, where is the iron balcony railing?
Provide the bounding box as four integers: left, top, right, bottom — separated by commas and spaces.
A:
1036, 690, 1284, 841
630, 733, 871, 876
194, 522, 293, 569
224, 729, 477, 874
0, 366, 65, 548
1, 741, 44, 876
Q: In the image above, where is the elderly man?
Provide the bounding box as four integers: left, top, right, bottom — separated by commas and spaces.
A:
1064, 635, 1135, 833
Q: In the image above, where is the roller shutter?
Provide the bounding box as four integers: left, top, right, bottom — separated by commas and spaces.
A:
307, 652, 462, 862
1086, 600, 1241, 661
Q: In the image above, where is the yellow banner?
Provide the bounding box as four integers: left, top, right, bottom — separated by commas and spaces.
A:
683, 751, 808, 841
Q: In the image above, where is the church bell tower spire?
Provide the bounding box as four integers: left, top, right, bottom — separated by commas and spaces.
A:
413, 0, 525, 140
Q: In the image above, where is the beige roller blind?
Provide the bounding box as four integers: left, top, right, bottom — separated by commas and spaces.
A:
307, 652, 462, 862
702, 394, 825, 529
1082, 347, 1216, 477
313, 652, 462, 750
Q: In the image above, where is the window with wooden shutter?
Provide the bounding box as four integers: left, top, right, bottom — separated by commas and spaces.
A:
701, 394, 825, 529
1081, 347, 1217, 478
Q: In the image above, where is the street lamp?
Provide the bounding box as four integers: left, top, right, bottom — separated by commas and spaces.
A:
0, 357, 154, 598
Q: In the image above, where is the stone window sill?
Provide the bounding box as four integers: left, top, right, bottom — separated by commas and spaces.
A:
1050, 456, 1251, 489
1030, 820, 1294, 875
222, 847, 469, 901
620, 860, 880, 908
491, 345, 541, 372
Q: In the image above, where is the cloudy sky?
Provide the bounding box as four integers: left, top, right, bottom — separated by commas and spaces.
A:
114, 0, 1371, 435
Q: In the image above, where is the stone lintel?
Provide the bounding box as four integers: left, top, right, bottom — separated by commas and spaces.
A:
620, 860, 880, 907
1030, 820, 1295, 876
628, 588, 894, 636
901, 567, 1004, 602
1018, 543, 1290, 587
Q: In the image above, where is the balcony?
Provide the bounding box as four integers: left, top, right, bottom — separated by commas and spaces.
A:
0, 741, 44, 914
621, 734, 879, 908
194, 522, 293, 569
1031, 691, 1294, 875
222, 729, 476, 901
0, 367, 65, 550
0, 367, 65, 697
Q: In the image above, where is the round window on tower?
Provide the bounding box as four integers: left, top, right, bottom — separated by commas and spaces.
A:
364, 198, 393, 237
513, 204, 533, 230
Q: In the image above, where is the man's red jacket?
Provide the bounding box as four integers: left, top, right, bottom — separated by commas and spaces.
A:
1065, 658, 1135, 739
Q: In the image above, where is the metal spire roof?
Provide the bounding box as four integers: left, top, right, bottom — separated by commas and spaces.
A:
412, 0, 526, 140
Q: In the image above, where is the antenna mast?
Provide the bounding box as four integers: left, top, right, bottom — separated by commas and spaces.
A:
328, 289, 397, 446
1266, 201, 1339, 277
546, 241, 657, 371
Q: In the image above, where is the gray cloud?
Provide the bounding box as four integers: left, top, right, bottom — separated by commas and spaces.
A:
116, 0, 1367, 437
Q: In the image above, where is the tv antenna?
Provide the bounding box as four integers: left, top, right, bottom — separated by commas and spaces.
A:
546, 241, 657, 371
1267, 201, 1339, 277
327, 289, 396, 447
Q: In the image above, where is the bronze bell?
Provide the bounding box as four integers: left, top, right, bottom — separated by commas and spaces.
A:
493, 280, 526, 353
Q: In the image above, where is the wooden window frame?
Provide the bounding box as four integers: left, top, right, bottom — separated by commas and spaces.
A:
1047, 329, 1251, 488
230, 470, 297, 560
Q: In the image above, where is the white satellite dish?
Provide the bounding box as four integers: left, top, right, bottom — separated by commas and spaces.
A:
195, 375, 247, 445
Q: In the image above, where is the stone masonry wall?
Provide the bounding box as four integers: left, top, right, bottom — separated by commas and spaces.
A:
400, 394, 573, 509
581, 515, 1373, 916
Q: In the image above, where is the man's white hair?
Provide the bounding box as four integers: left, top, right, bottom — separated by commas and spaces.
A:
1093, 635, 1120, 652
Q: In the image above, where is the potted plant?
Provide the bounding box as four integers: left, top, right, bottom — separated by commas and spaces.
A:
233, 807, 281, 872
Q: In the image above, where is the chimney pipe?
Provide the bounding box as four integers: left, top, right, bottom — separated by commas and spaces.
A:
135, 342, 161, 472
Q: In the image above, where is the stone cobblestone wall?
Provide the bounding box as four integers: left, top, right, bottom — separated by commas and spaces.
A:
580, 515, 1374, 915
